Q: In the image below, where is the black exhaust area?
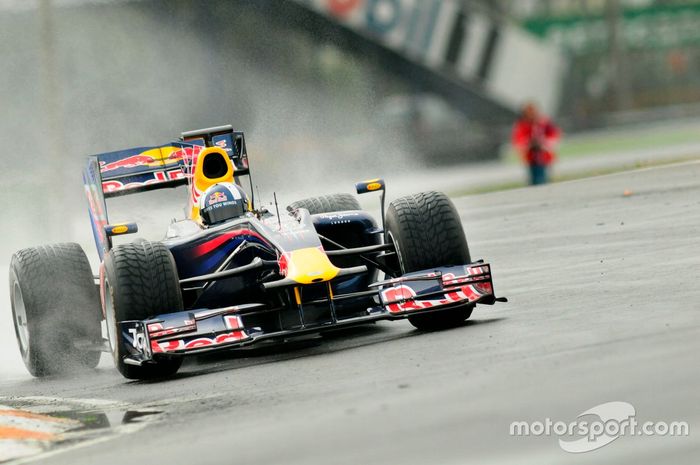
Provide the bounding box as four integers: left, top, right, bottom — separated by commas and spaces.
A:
202, 152, 229, 179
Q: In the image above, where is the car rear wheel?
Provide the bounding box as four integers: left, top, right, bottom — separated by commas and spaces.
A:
103, 241, 183, 379
9, 243, 102, 377
385, 191, 474, 330
287, 193, 361, 214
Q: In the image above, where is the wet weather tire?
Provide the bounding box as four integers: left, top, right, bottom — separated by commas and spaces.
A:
9, 243, 102, 377
103, 241, 183, 380
288, 193, 361, 214
385, 191, 474, 330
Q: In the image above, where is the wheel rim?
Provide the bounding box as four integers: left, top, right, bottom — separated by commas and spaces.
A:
12, 281, 30, 350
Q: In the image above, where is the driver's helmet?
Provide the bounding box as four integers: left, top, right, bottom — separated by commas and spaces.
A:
199, 182, 249, 226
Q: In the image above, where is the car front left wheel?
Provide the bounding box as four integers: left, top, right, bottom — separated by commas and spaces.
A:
10, 243, 102, 377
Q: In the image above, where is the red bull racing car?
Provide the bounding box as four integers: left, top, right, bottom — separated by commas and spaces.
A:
9, 125, 506, 380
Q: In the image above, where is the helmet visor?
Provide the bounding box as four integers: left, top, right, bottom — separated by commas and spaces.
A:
201, 200, 246, 225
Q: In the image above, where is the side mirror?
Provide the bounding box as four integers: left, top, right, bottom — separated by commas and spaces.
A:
355, 178, 386, 233
355, 178, 385, 194
105, 222, 139, 248
105, 222, 138, 237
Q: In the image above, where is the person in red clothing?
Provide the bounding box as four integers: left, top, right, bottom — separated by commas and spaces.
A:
511, 102, 561, 185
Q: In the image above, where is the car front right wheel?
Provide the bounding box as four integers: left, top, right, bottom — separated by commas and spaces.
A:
103, 240, 184, 379
385, 191, 474, 330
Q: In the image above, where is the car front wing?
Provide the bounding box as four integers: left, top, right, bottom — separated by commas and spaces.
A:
118, 262, 505, 366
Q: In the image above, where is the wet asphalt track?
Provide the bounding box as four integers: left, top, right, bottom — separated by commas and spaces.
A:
1, 162, 699, 464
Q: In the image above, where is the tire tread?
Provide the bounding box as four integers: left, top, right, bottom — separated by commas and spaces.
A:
384, 192, 473, 330
105, 241, 183, 379
386, 191, 470, 272
288, 193, 361, 215
9, 243, 101, 376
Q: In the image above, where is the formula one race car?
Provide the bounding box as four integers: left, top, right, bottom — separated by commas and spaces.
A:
9, 125, 506, 379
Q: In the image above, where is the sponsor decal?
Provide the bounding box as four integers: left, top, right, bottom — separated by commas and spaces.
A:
102, 169, 185, 194
327, 0, 362, 17
307, 0, 442, 54
366, 182, 382, 191
209, 191, 228, 204
150, 339, 182, 353
318, 212, 360, 221
150, 315, 248, 353
127, 327, 147, 352
147, 323, 163, 332
111, 225, 128, 234
146, 322, 196, 339
510, 401, 689, 454
100, 146, 200, 174
365, 0, 402, 34
100, 154, 157, 172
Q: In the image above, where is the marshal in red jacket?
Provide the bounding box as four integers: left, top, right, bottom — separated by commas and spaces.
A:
512, 117, 561, 166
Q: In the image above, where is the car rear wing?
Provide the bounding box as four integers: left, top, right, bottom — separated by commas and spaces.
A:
92, 126, 249, 199
84, 126, 252, 260
83, 141, 200, 259
180, 125, 250, 177
94, 143, 198, 198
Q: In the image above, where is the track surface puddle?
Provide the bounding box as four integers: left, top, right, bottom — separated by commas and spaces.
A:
0, 397, 161, 463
